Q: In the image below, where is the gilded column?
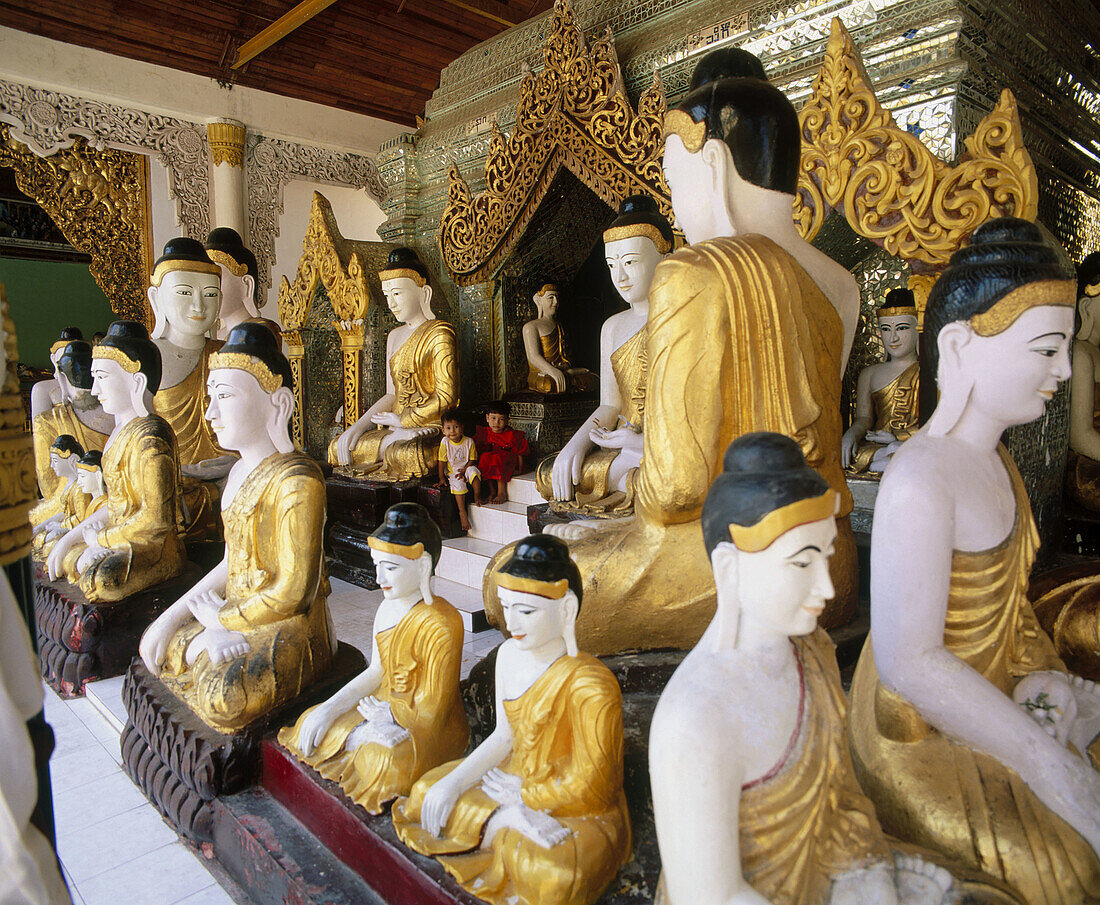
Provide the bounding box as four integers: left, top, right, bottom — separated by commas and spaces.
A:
333, 318, 366, 430
282, 329, 306, 449
206, 119, 247, 238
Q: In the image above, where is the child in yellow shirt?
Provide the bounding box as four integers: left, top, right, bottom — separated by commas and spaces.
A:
437, 408, 481, 531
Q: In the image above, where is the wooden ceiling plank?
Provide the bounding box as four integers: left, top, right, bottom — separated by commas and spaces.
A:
232, 0, 340, 68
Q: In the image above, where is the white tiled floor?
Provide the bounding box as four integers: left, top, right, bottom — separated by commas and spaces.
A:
42, 575, 503, 905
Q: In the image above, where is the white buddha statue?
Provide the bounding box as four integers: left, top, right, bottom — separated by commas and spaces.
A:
536, 195, 672, 530
29, 326, 83, 419
204, 227, 263, 340
849, 218, 1100, 905
841, 289, 920, 474
521, 281, 599, 394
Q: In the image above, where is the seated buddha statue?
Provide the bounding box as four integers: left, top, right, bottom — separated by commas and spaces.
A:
35, 448, 104, 562
1064, 251, 1100, 513
30, 435, 87, 554
136, 323, 334, 732
45, 321, 186, 603
393, 534, 631, 905
652, 433, 1020, 905
522, 281, 599, 394
848, 218, 1100, 905
279, 502, 467, 811
29, 325, 82, 420
486, 50, 860, 654
841, 289, 920, 475
148, 237, 237, 538
535, 196, 672, 524
329, 247, 459, 481
31, 339, 110, 499
203, 227, 264, 340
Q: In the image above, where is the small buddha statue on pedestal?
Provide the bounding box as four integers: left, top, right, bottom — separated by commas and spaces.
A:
138, 323, 334, 732
842, 289, 920, 475
1065, 252, 1100, 512
30, 435, 87, 555
203, 227, 267, 340
74, 449, 106, 517
46, 321, 185, 603
31, 339, 110, 499
393, 534, 631, 905
848, 219, 1100, 905
330, 247, 459, 481
148, 237, 237, 538
280, 502, 468, 812
650, 432, 1020, 905
536, 195, 672, 524
522, 281, 598, 394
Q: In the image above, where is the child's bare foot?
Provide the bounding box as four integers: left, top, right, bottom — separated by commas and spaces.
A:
459, 517, 472, 531
492, 488, 507, 504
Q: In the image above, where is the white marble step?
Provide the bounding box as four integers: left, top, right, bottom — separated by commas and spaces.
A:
506, 472, 543, 506
436, 535, 501, 592
432, 576, 494, 634
84, 675, 127, 737
466, 500, 530, 545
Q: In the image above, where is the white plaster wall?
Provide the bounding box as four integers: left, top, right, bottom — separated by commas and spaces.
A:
147, 155, 180, 253
264, 180, 386, 319
0, 26, 403, 154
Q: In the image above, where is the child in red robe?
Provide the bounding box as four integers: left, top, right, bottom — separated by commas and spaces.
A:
475, 400, 529, 504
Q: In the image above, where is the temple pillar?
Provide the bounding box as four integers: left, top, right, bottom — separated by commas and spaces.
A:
205, 119, 247, 238
375, 133, 420, 245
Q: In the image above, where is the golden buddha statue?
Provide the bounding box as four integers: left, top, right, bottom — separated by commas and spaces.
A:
536, 196, 672, 522
329, 247, 459, 481
30, 435, 88, 556
46, 321, 186, 603
280, 503, 467, 811
842, 289, 920, 475
393, 534, 631, 905
137, 323, 334, 732
1065, 251, 1100, 513
522, 281, 599, 394
486, 52, 861, 654
849, 219, 1100, 905
148, 237, 237, 538
31, 338, 110, 499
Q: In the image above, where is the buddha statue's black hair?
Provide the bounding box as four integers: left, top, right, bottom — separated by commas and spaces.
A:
1079, 251, 1100, 300
50, 434, 85, 458
919, 217, 1074, 424
58, 340, 94, 390
218, 321, 293, 389
701, 432, 831, 557
97, 321, 163, 394
689, 47, 767, 90
371, 502, 443, 567
499, 534, 584, 608
604, 194, 675, 250
205, 227, 259, 302
382, 246, 430, 283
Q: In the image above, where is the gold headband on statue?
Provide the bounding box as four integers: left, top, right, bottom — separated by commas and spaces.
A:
664, 108, 707, 153
50, 340, 70, 355
1086, 280, 1100, 298
379, 268, 427, 287
727, 489, 838, 553
208, 352, 282, 393
602, 223, 672, 254
877, 306, 918, 319
52, 448, 74, 459
205, 249, 249, 277
92, 346, 141, 374
968, 280, 1076, 336
76, 460, 101, 472
150, 258, 221, 286
536, 283, 559, 295
367, 536, 425, 560
495, 572, 569, 599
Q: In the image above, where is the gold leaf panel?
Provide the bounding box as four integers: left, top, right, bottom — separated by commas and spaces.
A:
0, 124, 153, 326
438, 0, 671, 285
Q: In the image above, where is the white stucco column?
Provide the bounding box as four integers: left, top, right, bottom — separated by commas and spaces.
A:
205, 119, 247, 239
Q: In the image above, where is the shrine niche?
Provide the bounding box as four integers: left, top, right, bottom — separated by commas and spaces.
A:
0, 123, 154, 326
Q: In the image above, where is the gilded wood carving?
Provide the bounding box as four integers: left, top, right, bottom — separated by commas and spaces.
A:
795, 19, 1037, 271
278, 192, 372, 446
438, 0, 671, 285
0, 124, 154, 326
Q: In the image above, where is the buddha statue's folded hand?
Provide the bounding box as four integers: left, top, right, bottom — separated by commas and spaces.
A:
491, 803, 570, 850
46, 528, 77, 580
370, 411, 404, 429
186, 589, 229, 632
589, 425, 641, 454
296, 701, 340, 756
182, 455, 236, 482
865, 429, 899, 445
480, 767, 523, 806
421, 771, 465, 837
200, 627, 251, 665
551, 434, 594, 501
345, 716, 410, 751
1014, 670, 1079, 746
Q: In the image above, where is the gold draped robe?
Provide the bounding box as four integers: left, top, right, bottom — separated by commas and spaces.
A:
31, 401, 107, 498
393, 652, 631, 905
154, 338, 228, 540
159, 452, 333, 732
329, 319, 459, 481
849, 449, 1100, 905
527, 324, 599, 394
848, 361, 919, 474
32, 481, 91, 559
279, 598, 468, 812
535, 325, 647, 515
489, 235, 855, 655
62, 414, 184, 603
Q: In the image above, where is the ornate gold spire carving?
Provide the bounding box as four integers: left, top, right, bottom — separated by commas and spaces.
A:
0, 124, 154, 326
206, 120, 246, 169
278, 192, 372, 447
0, 285, 37, 565
795, 19, 1037, 271
438, 0, 671, 285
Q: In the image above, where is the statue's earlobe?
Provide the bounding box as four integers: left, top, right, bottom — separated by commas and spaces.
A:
927, 323, 974, 438
560, 591, 580, 657
148, 286, 167, 340
421, 284, 435, 320
131, 370, 152, 416
418, 553, 435, 605
709, 543, 741, 652
242, 275, 259, 317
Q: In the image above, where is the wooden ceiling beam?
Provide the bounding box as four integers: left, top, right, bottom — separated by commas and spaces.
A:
232, 0, 340, 68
